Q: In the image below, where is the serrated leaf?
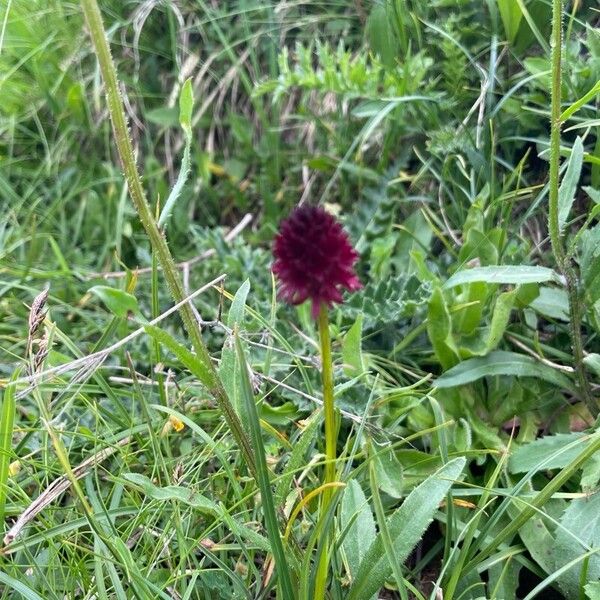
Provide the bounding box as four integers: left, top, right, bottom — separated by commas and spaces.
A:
444, 265, 561, 289
346, 274, 431, 326
435, 351, 573, 389
347, 457, 466, 600
341, 480, 376, 584
559, 137, 584, 232
581, 452, 600, 491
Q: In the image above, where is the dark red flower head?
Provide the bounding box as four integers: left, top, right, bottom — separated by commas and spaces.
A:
272, 204, 362, 318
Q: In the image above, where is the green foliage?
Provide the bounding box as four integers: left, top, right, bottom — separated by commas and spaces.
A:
2, 0, 600, 597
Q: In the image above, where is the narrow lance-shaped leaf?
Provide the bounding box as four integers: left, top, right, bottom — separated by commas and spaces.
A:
219, 280, 251, 417
340, 480, 376, 584
444, 265, 561, 289
158, 77, 194, 228
427, 286, 459, 370
0, 370, 19, 526
497, 0, 523, 44
435, 350, 573, 389
558, 136, 584, 232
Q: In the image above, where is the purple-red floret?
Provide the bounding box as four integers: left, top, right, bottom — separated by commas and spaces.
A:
272, 205, 362, 318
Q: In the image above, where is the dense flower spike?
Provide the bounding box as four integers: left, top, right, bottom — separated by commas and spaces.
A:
272, 204, 362, 318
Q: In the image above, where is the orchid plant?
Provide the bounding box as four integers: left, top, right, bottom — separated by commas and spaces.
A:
272, 204, 361, 597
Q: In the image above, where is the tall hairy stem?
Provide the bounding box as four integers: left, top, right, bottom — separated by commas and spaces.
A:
547, 0, 597, 416
80, 0, 257, 474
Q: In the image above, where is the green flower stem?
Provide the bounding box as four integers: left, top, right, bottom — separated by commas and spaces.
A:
314, 303, 337, 599
547, 0, 597, 416
80, 0, 257, 474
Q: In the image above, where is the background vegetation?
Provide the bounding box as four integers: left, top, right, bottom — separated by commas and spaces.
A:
1, 0, 600, 598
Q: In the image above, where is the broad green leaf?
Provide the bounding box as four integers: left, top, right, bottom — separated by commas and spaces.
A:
366, 3, 398, 68
488, 559, 520, 600
340, 480, 376, 584
347, 457, 466, 600
514, 282, 540, 308
508, 433, 589, 473
342, 315, 365, 377
444, 265, 560, 289
435, 351, 573, 389
459, 228, 499, 267
497, 0, 523, 43
144, 324, 214, 388
427, 286, 459, 370
89, 286, 143, 320
530, 286, 570, 321
558, 137, 584, 232
145, 106, 179, 127
553, 492, 600, 598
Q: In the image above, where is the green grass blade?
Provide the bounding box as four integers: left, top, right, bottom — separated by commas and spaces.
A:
234, 333, 296, 599
0, 368, 19, 527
